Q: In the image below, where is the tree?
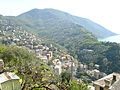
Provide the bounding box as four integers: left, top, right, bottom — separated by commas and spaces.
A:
68, 80, 90, 90
61, 71, 72, 83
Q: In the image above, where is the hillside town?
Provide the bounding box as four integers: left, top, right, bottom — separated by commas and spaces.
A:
0, 20, 106, 78
0, 18, 120, 90
0, 19, 78, 76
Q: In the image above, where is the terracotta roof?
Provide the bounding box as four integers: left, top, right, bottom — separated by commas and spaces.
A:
62, 54, 70, 57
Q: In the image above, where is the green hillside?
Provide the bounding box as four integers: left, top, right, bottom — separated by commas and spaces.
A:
17, 8, 116, 39
16, 9, 97, 46
1, 9, 120, 76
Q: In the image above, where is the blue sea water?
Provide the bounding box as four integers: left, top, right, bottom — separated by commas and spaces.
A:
99, 35, 120, 43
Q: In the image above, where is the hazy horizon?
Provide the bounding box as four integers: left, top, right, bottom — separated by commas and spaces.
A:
0, 0, 120, 34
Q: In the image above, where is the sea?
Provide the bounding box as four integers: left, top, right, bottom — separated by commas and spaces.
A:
99, 35, 120, 43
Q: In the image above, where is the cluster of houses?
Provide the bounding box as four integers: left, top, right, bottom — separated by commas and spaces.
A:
0, 18, 107, 81
0, 29, 39, 46
33, 45, 53, 62
0, 18, 78, 76
51, 54, 77, 75
1, 17, 120, 90
78, 62, 107, 79
0, 23, 52, 61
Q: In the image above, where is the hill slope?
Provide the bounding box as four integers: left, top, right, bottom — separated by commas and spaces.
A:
0, 13, 97, 48
17, 8, 116, 39
17, 9, 97, 46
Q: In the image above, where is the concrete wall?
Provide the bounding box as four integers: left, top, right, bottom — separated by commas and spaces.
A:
94, 85, 109, 90
95, 85, 100, 90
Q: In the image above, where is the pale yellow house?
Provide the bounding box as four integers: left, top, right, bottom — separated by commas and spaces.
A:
93, 73, 120, 90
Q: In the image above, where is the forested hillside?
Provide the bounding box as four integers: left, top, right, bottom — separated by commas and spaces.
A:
0, 15, 91, 89
69, 41, 120, 74
0, 9, 120, 75
17, 8, 116, 39
0, 8, 120, 89
0, 45, 91, 90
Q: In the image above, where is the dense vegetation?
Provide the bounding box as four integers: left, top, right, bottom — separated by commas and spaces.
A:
17, 8, 116, 39
0, 45, 90, 90
67, 41, 120, 74
16, 9, 98, 45
0, 8, 120, 89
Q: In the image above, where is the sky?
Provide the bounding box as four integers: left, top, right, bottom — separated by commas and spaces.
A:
0, 0, 120, 34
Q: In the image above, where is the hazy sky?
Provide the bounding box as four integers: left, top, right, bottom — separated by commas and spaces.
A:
0, 0, 120, 34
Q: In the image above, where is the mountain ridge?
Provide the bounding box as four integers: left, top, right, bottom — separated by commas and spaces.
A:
17, 8, 116, 39
17, 8, 98, 46
0, 8, 116, 45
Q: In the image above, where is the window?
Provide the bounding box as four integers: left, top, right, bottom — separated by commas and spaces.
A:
100, 87, 104, 90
